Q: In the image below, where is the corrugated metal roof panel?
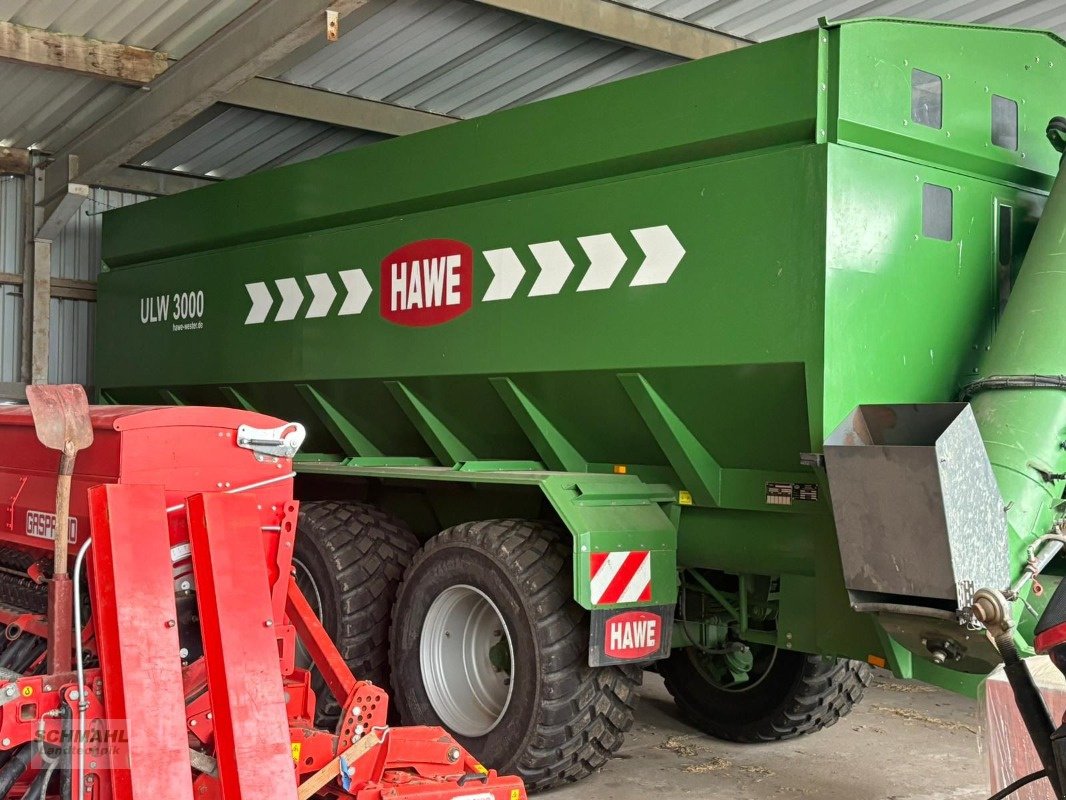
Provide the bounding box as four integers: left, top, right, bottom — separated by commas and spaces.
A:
137, 107, 388, 180
0, 0, 256, 150
0, 63, 133, 151
274, 0, 682, 118
613, 1, 1066, 42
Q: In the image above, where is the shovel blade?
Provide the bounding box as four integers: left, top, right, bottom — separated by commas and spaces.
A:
25, 384, 94, 453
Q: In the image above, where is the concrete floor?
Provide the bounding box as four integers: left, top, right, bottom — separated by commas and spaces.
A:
547, 671, 987, 800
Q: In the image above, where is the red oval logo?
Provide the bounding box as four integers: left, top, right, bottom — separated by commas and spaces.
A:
603, 610, 661, 660
380, 239, 473, 326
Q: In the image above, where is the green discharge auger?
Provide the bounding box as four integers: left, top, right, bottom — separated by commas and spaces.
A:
972, 121, 1066, 569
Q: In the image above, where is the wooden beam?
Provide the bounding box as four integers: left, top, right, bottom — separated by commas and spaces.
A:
0, 21, 168, 85
51, 278, 96, 301
225, 78, 454, 136
29, 239, 50, 385
0, 273, 96, 302
469, 0, 747, 59
0, 147, 31, 175
19, 169, 33, 383
40, 0, 369, 208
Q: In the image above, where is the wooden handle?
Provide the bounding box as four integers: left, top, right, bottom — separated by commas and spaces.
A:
297, 732, 380, 800
53, 473, 72, 576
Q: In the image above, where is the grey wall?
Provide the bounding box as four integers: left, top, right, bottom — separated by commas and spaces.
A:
0, 177, 151, 390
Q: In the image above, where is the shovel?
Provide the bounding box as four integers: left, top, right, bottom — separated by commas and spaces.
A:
25, 384, 94, 674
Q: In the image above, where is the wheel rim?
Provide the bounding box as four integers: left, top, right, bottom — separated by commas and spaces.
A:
690, 643, 778, 692
292, 556, 325, 671
420, 584, 515, 737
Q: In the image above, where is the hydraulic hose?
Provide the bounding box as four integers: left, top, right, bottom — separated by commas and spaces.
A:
987, 770, 1048, 800
0, 744, 32, 796
26, 757, 59, 799
59, 700, 72, 800
0, 636, 32, 671
995, 630, 1063, 797
961, 375, 1066, 402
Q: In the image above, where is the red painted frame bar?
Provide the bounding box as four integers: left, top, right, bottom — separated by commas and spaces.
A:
88, 483, 194, 800
286, 577, 357, 705
186, 492, 298, 800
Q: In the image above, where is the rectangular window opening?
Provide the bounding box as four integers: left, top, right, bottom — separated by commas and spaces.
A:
992, 94, 1019, 151
922, 183, 953, 241
912, 69, 943, 129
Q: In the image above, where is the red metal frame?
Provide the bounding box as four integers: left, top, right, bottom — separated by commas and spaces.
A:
287, 577, 358, 704
186, 491, 300, 800
0, 404, 529, 800
88, 482, 194, 800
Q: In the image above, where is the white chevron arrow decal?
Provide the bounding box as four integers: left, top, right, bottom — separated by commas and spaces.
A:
244, 281, 273, 325
482, 248, 525, 301
305, 273, 338, 318
528, 241, 574, 296
338, 269, 372, 315
274, 277, 305, 321
629, 225, 685, 287
576, 233, 627, 292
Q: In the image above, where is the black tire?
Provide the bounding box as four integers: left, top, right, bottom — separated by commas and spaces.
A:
660, 645, 870, 742
390, 519, 639, 792
294, 500, 418, 726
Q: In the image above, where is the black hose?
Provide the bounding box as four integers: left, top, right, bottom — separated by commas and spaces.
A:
987, 770, 1048, 800
10, 637, 41, 674
0, 637, 31, 670
25, 757, 58, 800
16, 640, 46, 675
59, 699, 73, 800
960, 374, 1066, 401
996, 632, 1063, 797
0, 744, 32, 796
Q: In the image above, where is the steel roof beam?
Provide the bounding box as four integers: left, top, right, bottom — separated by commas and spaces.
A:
39, 0, 369, 212
0, 20, 168, 85
93, 166, 217, 196
36, 180, 89, 240
224, 78, 456, 136
469, 0, 748, 59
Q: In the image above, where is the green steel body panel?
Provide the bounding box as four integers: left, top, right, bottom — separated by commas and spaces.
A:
94, 19, 1066, 690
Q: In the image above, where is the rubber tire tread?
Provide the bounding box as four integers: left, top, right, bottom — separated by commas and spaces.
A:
661, 648, 871, 743
390, 519, 640, 792
295, 500, 418, 725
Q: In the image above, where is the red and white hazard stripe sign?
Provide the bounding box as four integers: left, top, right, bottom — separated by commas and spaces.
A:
590, 551, 652, 605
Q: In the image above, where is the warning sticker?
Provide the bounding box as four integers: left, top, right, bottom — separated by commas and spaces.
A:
765, 483, 819, 506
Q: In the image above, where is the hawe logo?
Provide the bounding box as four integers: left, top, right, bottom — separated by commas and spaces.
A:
381, 239, 473, 326
603, 610, 661, 660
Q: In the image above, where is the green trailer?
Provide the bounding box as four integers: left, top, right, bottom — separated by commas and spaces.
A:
95, 17, 1066, 790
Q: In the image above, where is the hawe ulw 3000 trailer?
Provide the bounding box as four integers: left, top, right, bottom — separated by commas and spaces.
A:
93, 18, 1066, 790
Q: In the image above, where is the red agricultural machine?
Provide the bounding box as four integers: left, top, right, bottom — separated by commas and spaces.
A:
0, 386, 526, 800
